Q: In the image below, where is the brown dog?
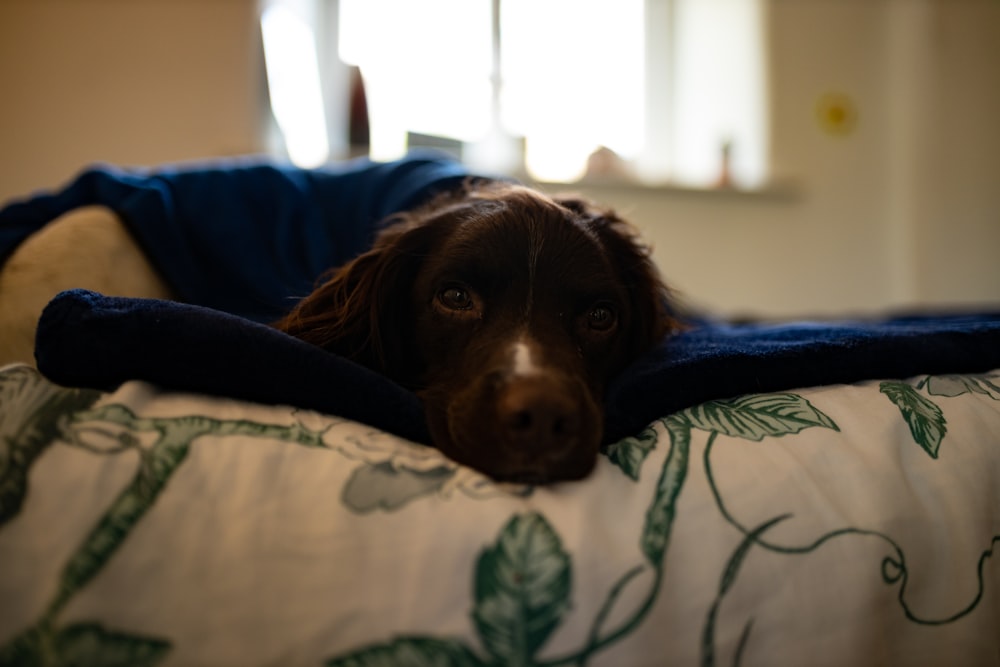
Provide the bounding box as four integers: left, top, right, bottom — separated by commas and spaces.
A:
275, 182, 673, 482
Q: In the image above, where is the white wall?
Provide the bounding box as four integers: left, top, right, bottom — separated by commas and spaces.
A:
1, 0, 997, 319
909, 2, 1000, 307
580, 0, 1000, 318
0, 0, 264, 202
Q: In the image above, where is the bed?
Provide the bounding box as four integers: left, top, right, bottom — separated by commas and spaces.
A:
1, 155, 999, 666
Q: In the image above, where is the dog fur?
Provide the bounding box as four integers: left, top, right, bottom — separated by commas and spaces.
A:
274, 182, 673, 481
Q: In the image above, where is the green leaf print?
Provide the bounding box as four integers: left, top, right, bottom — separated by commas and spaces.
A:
682, 393, 839, 442
924, 374, 1000, 399
47, 432, 191, 619
325, 637, 485, 667
603, 425, 658, 481
641, 416, 690, 567
1, 401, 355, 664
341, 462, 455, 514
324, 513, 572, 667
53, 623, 169, 667
0, 623, 169, 667
880, 382, 947, 458
0, 366, 100, 525
472, 513, 571, 665
701, 515, 788, 667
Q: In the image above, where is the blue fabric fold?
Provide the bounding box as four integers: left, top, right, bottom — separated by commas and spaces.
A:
35, 289, 430, 443
602, 314, 1000, 440
0, 152, 474, 322
32, 289, 1000, 445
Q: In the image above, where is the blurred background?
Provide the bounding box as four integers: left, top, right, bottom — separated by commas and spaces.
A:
1, 0, 997, 319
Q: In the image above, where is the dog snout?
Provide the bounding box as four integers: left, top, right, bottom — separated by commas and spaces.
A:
497, 377, 582, 452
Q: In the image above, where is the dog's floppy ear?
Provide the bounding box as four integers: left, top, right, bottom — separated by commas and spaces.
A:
273, 218, 441, 381
556, 196, 677, 354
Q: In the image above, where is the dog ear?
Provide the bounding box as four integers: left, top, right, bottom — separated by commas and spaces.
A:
556, 196, 678, 355
273, 218, 440, 381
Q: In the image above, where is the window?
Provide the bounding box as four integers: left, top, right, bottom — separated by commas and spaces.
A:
261, 0, 331, 168
263, 0, 767, 187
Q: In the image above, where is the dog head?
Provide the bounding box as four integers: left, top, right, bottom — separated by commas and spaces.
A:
275, 182, 673, 482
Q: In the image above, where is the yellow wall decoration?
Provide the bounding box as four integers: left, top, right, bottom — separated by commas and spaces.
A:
816, 92, 858, 136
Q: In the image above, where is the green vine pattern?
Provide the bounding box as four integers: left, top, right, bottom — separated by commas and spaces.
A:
1, 367, 998, 666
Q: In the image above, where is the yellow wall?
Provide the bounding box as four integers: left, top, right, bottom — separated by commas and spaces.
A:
582, 0, 1000, 317
0, 0, 263, 200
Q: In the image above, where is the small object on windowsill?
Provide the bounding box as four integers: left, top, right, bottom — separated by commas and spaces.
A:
715, 139, 734, 190
532, 172, 800, 201
348, 65, 370, 158
585, 146, 631, 181
407, 132, 464, 161
522, 143, 797, 199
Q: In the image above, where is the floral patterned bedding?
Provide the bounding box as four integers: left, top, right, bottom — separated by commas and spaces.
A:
1, 363, 998, 666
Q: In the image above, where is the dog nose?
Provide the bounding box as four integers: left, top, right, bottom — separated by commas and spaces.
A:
497, 379, 581, 450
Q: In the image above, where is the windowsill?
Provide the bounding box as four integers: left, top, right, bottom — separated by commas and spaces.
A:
529, 174, 802, 201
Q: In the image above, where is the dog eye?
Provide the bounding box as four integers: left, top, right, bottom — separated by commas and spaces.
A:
439, 286, 474, 311
586, 304, 617, 332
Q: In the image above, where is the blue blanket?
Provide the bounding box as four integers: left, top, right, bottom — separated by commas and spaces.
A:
0, 153, 474, 322
5, 155, 1000, 445
32, 290, 1000, 444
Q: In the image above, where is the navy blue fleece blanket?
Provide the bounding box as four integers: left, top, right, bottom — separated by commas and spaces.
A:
0, 153, 474, 322
31, 290, 1000, 443
4, 154, 1000, 444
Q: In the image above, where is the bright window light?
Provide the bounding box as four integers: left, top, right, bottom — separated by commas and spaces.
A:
338, 0, 644, 182
339, 0, 493, 161
261, 4, 330, 168
673, 0, 768, 187
268, 0, 768, 186
501, 0, 645, 182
